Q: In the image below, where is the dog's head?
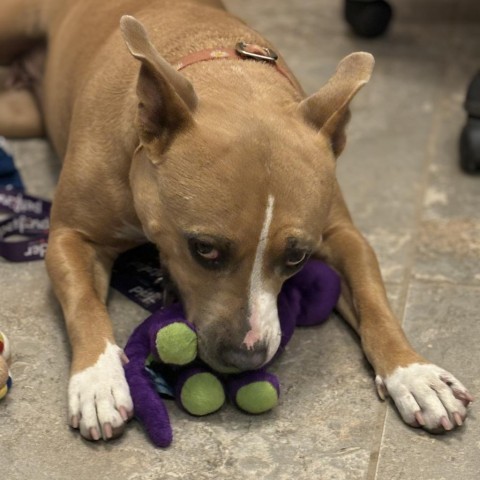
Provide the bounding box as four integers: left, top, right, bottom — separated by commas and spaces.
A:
121, 17, 373, 372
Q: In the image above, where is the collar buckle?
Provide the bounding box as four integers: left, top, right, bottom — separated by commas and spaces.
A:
235, 42, 278, 63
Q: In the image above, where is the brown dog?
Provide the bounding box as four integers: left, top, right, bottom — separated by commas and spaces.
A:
0, 0, 472, 442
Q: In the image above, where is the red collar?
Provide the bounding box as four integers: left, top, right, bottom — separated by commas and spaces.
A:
174, 42, 298, 89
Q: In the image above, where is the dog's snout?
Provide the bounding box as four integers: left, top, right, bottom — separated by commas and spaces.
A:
220, 344, 268, 371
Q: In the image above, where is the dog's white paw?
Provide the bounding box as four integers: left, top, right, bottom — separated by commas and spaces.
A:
68, 342, 133, 441
375, 363, 473, 432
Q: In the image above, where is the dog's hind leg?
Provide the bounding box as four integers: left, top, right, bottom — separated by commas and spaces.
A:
0, 88, 44, 138
0, 45, 46, 138
0, 0, 47, 138
0, 0, 48, 65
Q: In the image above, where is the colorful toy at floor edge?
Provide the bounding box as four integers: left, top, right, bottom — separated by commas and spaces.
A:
0, 331, 12, 400
124, 259, 341, 447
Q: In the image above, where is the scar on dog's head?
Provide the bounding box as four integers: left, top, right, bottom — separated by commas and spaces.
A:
120, 16, 374, 372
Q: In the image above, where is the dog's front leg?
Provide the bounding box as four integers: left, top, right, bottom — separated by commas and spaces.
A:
318, 185, 473, 432
46, 228, 133, 441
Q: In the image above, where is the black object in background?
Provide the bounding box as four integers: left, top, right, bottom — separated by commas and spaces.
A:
460, 71, 480, 174
344, 0, 393, 38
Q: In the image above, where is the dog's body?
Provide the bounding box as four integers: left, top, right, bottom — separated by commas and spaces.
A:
0, 0, 472, 441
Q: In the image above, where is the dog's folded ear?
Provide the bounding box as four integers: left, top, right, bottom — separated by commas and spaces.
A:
299, 52, 374, 158
120, 15, 197, 151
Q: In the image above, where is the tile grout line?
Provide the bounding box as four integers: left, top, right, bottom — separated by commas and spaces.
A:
395, 0, 461, 343
407, 278, 480, 289
395, 91, 448, 322
365, 87, 448, 480
366, 89, 447, 480
392, 1, 463, 329
365, 6, 461, 480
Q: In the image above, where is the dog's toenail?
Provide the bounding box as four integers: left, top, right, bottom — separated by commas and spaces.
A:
103, 423, 113, 439
453, 412, 463, 426
440, 416, 453, 431
119, 406, 130, 421
70, 415, 79, 429
414, 411, 426, 426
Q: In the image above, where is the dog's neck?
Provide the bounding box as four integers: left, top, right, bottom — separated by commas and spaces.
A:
174, 44, 299, 90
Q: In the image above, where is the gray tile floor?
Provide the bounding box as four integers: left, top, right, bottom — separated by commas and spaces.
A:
1, 1, 479, 479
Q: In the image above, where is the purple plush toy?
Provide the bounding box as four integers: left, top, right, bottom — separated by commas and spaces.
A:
124, 260, 341, 447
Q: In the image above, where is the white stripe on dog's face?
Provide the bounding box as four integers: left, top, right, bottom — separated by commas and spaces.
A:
243, 195, 281, 361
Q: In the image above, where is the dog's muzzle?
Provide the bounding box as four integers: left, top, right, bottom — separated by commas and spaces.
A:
219, 342, 268, 371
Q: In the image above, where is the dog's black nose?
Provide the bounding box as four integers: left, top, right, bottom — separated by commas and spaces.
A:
221, 344, 268, 371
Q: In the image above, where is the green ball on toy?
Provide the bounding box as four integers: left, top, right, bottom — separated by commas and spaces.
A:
226, 371, 280, 414
155, 321, 197, 365
235, 380, 279, 414
178, 369, 226, 416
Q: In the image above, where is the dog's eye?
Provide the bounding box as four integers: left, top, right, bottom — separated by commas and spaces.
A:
195, 242, 220, 260
285, 250, 308, 267
188, 238, 225, 270
186, 234, 231, 271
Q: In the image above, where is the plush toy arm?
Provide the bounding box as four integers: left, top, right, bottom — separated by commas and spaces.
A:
292, 260, 341, 327
124, 313, 175, 447
278, 260, 341, 349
